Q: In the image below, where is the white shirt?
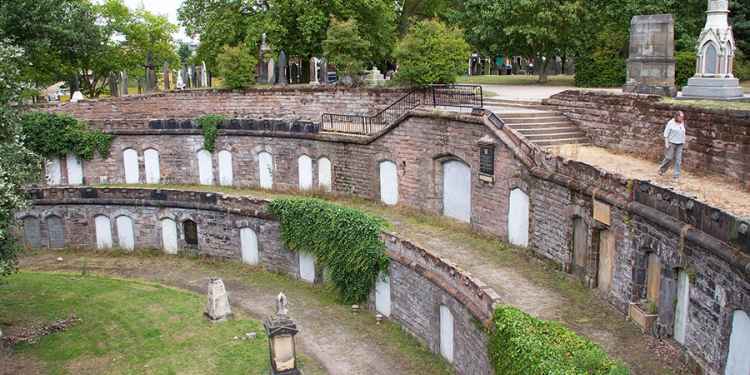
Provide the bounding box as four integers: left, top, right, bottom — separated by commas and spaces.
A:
663, 119, 686, 145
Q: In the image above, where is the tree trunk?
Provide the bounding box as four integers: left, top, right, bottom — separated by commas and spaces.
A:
561, 55, 567, 75
538, 58, 550, 83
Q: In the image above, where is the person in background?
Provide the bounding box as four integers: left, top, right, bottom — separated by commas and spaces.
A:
658, 111, 687, 179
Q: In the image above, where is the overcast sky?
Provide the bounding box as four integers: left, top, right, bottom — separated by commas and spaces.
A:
106, 0, 194, 42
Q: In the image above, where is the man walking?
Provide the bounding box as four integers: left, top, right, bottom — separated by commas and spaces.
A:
658, 111, 686, 179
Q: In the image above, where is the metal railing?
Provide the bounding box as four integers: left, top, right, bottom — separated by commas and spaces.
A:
321, 84, 482, 135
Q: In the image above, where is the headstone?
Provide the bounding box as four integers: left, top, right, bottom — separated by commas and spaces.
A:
320, 58, 328, 85
176, 69, 186, 90
205, 278, 232, 321
201, 61, 208, 87
144, 51, 156, 93
623, 14, 677, 97
278, 50, 288, 85
682, 0, 744, 99
109, 72, 120, 97
258, 33, 271, 83
163, 62, 170, 90
309, 57, 319, 85
121, 71, 129, 96
267, 58, 275, 84
195, 64, 203, 88
367, 66, 385, 85
70, 91, 84, 103
191, 65, 197, 88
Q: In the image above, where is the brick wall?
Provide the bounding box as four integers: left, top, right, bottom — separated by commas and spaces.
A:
17, 187, 499, 375
545, 90, 750, 187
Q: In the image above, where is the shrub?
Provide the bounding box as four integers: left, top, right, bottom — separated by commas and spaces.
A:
216, 45, 257, 89
323, 18, 371, 85
196, 114, 224, 153
20, 112, 113, 159
675, 51, 697, 88
489, 306, 629, 375
734, 52, 750, 81
268, 198, 390, 304
394, 19, 471, 86
575, 54, 627, 88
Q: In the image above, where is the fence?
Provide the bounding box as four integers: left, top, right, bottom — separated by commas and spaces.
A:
321, 85, 483, 135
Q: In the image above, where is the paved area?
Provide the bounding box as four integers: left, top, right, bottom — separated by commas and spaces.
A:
482, 85, 619, 100
553, 145, 750, 216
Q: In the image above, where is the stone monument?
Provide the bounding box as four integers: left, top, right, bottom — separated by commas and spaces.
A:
623, 14, 677, 96
682, 0, 744, 99
278, 50, 288, 85
162, 62, 170, 91
201, 61, 208, 88
144, 52, 157, 93
205, 278, 232, 321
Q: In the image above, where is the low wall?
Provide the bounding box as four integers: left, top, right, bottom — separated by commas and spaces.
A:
17, 187, 498, 375
544, 90, 750, 187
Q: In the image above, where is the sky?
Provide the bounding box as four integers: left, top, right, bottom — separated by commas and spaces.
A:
111, 0, 194, 42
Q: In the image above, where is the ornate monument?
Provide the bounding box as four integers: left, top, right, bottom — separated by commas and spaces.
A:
623, 14, 677, 97
682, 0, 744, 99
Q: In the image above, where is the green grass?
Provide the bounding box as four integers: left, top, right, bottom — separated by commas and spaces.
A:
661, 97, 750, 111
457, 74, 576, 86
742, 80, 749, 93
0, 272, 272, 375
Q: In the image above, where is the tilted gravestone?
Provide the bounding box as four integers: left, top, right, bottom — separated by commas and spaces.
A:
623, 14, 677, 97
205, 278, 232, 321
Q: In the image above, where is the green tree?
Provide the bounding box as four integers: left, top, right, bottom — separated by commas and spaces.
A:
0, 41, 43, 277
216, 45, 258, 89
323, 18, 371, 85
178, 43, 193, 64
394, 19, 470, 85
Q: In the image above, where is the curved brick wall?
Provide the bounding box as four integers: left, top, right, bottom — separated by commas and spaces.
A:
27, 89, 750, 374
18, 187, 498, 375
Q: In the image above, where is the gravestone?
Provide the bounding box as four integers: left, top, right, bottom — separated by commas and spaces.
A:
320, 58, 328, 85
268, 58, 276, 84
109, 72, 121, 97
195, 64, 203, 87
176, 69, 186, 90
121, 71, 129, 96
144, 52, 157, 93
278, 50, 288, 85
623, 14, 677, 97
205, 278, 232, 321
201, 61, 208, 87
163, 62, 170, 90
258, 33, 271, 83
682, 0, 743, 99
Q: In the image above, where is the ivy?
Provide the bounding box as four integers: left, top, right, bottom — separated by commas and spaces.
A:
20, 112, 113, 160
489, 306, 629, 375
196, 115, 224, 153
268, 198, 390, 304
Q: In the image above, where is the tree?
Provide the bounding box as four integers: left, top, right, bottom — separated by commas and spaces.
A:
394, 19, 470, 85
323, 19, 371, 85
0, 41, 43, 277
216, 45, 258, 89
178, 43, 193, 64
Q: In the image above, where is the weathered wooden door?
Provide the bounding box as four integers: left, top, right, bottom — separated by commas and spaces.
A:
123, 148, 139, 184
115, 216, 135, 251
94, 215, 112, 250
375, 273, 391, 317
66, 154, 83, 185
508, 189, 530, 247
161, 218, 178, 255
442, 160, 471, 223
572, 218, 588, 277
440, 305, 454, 363
298, 155, 313, 190
646, 253, 662, 307
46, 215, 65, 249
22, 217, 40, 248
726, 310, 750, 375
597, 230, 615, 293
379, 161, 398, 205
240, 227, 259, 265
674, 270, 690, 345
318, 157, 332, 192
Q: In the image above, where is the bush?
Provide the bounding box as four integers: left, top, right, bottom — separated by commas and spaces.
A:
196, 115, 224, 153
489, 306, 629, 375
20, 112, 113, 159
735, 52, 750, 81
394, 19, 471, 86
323, 18, 371, 85
216, 44, 258, 89
268, 198, 390, 304
675, 51, 697, 88
575, 53, 627, 88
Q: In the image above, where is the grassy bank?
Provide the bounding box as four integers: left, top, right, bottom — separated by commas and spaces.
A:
457, 74, 576, 86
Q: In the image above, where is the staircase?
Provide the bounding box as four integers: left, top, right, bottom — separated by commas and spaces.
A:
483, 98, 589, 147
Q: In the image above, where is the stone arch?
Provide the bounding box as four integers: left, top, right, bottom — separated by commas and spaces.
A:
115, 215, 135, 251
441, 158, 472, 223
318, 156, 333, 192
725, 310, 750, 374
240, 227, 259, 265
21, 215, 41, 248
218, 150, 234, 186
66, 154, 83, 185
702, 41, 719, 75
94, 215, 113, 250
257, 151, 274, 189
160, 217, 178, 254
508, 188, 530, 248
122, 148, 140, 184
197, 149, 214, 185
378, 159, 399, 206
298, 154, 313, 191
144, 148, 161, 184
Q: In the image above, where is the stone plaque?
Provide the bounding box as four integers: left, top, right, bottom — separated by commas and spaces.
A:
479, 144, 495, 176
593, 200, 611, 225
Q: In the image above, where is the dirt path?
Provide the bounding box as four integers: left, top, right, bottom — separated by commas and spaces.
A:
18, 253, 452, 375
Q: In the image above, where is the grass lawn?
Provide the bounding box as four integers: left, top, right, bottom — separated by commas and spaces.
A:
0, 272, 277, 374
661, 97, 750, 111
457, 74, 576, 86
742, 80, 749, 93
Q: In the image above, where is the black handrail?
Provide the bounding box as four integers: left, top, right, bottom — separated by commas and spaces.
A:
321, 84, 483, 135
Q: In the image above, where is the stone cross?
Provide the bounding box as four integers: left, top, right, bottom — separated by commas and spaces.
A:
205, 278, 232, 321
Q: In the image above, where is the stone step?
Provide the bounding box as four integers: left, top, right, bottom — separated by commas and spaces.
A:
498, 111, 563, 119
515, 127, 582, 135
535, 138, 590, 147
524, 132, 587, 141
504, 118, 570, 125
484, 98, 545, 107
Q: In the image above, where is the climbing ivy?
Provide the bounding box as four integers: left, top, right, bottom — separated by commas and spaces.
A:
196, 115, 224, 153
489, 306, 629, 375
20, 112, 113, 160
268, 198, 390, 304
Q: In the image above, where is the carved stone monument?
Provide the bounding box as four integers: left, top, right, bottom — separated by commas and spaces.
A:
682, 0, 744, 99
623, 14, 677, 97
278, 50, 288, 85
205, 278, 232, 321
